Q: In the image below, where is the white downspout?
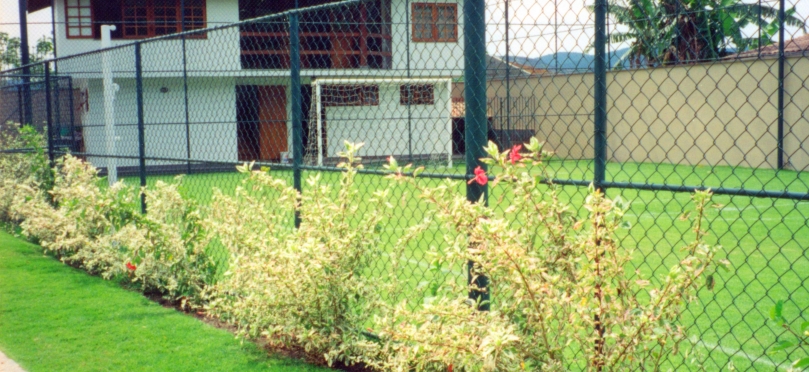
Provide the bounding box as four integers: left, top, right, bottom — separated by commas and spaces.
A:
101, 25, 119, 185
315, 81, 323, 166
447, 79, 453, 168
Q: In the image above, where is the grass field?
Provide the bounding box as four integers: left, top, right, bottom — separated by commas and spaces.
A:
114, 158, 809, 371
0, 230, 329, 372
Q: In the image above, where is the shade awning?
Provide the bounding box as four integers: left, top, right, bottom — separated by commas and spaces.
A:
27, 0, 51, 13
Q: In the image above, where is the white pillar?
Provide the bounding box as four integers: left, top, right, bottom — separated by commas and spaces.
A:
315, 82, 323, 166
101, 25, 119, 185
446, 79, 453, 168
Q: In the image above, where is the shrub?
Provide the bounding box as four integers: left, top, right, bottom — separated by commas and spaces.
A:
768, 300, 809, 371
374, 139, 727, 371
206, 142, 389, 367
13, 155, 138, 267
6, 148, 212, 304
111, 179, 215, 305
0, 122, 53, 223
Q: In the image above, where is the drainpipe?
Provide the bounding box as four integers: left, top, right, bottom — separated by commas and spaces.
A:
101, 25, 120, 185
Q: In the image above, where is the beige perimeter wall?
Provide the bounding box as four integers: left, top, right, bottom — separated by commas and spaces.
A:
486, 57, 809, 171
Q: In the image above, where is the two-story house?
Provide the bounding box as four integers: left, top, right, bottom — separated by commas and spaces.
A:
33, 0, 464, 171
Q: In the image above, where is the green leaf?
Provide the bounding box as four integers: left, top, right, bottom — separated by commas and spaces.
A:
793, 357, 809, 369
770, 300, 784, 321
770, 340, 794, 353
800, 321, 809, 333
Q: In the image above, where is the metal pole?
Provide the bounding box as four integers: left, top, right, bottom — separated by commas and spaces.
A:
291, 8, 303, 228
101, 25, 119, 185
593, 0, 609, 368
505, 0, 511, 148
777, 0, 785, 170
55, 76, 62, 144
758, 0, 762, 58
594, 0, 608, 190
464, 0, 489, 311
554, 0, 559, 72
316, 82, 323, 166
19, 0, 32, 126
136, 43, 147, 214
68, 78, 77, 153
50, 0, 58, 71
17, 86, 23, 125
44, 61, 55, 166
406, 0, 413, 163
182, 0, 192, 174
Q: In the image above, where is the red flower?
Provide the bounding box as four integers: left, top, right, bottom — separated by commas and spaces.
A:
468, 166, 488, 186
448, 364, 453, 372
126, 262, 137, 271
509, 144, 523, 164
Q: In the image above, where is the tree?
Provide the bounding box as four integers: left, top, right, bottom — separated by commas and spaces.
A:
0, 32, 54, 71
593, 0, 806, 68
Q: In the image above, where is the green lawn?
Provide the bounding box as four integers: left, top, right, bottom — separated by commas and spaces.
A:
0, 230, 330, 372
120, 159, 809, 371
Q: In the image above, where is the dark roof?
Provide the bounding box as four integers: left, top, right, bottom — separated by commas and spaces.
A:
729, 33, 809, 59
27, 0, 51, 13
486, 55, 533, 80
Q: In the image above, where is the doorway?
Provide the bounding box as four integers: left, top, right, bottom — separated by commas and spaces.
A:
236, 85, 288, 162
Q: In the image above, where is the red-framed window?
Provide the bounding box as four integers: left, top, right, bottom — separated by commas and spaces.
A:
400, 84, 434, 105
323, 85, 380, 107
65, 0, 94, 38
412, 3, 457, 42
122, 0, 207, 39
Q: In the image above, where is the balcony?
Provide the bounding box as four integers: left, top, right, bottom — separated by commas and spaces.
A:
240, 0, 392, 70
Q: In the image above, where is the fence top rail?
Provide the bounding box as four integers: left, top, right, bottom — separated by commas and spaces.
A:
0, 0, 361, 76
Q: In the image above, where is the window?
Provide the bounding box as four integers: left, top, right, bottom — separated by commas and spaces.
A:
323, 85, 380, 107
400, 84, 434, 105
122, 0, 207, 39
66, 0, 93, 38
412, 3, 457, 42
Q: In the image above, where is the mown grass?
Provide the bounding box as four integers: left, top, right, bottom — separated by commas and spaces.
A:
117, 158, 808, 370
0, 230, 330, 372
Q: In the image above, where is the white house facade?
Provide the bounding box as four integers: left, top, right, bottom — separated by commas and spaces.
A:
44, 0, 464, 170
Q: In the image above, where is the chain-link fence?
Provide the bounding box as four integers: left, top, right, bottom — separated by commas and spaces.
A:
2, 0, 809, 369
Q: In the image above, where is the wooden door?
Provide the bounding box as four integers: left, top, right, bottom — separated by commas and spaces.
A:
257, 86, 288, 161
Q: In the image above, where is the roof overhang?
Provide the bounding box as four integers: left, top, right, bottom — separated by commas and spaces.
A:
27, 0, 52, 13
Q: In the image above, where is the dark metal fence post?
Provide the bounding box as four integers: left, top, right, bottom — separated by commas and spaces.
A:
44, 61, 55, 166
55, 76, 62, 142
593, 0, 609, 369
594, 0, 608, 190
19, 0, 32, 127
135, 43, 147, 214
181, 0, 192, 175
290, 9, 303, 228
777, 0, 785, 170
505, 0, 512, 148
17, 86, 23, 125
67, 78, 77, 152
464, 0, 490, 311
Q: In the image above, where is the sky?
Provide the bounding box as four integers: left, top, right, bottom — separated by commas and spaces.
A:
1, 0, 808, 59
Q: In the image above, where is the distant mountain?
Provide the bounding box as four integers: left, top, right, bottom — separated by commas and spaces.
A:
508, 48, 631, 73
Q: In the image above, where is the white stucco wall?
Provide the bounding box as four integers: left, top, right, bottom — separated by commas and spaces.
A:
52, 0, 464, 78
324, 82, 452, 159
82, 76, 238, 168
53, 0, 241, 75
390, 0, 465, 77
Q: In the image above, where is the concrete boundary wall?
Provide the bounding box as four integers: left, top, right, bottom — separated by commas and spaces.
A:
487, 56, 809, 171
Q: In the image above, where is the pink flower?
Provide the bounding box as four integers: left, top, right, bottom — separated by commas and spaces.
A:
468, 166, 488, 186
126, 262, 137, 271
509, 144, 523, 164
